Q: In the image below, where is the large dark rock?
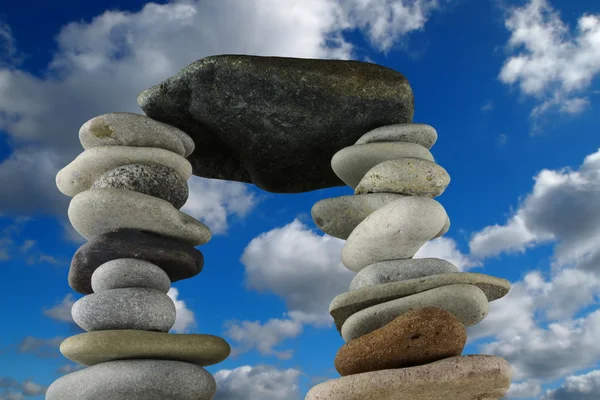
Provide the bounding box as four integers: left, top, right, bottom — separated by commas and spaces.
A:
70, 229, 204, 294
138, 55, 414, 193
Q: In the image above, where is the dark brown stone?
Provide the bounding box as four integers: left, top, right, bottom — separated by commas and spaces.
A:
334, 307, 466, 376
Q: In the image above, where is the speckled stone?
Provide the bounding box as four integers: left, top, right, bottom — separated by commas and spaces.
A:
341, 196, 448, 272
355, 123, 438, 149
68, 188, 211, 246
71, 287, 176, 332
46, 359, 216, 400
335, 307, 466, 376
92, 163, 189, 208
91, 258, 171, 293
78, 112, 195, 157
305, 355, 512, 400
56, 146, 192, 197
331, 142, 433, 189
340, 284, 489, 342
60, 330, 230, 366
354, 158, 450, 197
70, 228, 204, 295
332, 273, 508, 333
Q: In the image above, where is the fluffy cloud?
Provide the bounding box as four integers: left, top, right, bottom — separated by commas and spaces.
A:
168, 287, 197, 333
542, 370, 600, 399
214, 365, 303, 400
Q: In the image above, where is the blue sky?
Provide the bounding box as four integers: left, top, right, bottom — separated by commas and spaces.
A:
0, 0, 599, 398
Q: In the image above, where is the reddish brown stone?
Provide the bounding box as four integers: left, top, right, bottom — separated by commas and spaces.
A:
334, 307, 466, 376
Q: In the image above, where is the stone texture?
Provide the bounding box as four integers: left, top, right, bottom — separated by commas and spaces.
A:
78, 112, 194, 157
71, 287, 176, 332
355, 158, 450, 197
92, 163, 189, 209
137, 54, 415, 193
46, 359, 216, 400
70, 228, 204, 295
332, 272, 510, 330
91, 258, 171, 293
68, 188, 211, 246
355, 123, 438, 149
60, 330, 230, 366
350, 258, 460, 291
56, 146, 192, 197
334, 307, 466, 376
305, 355, 512, 400
331, 142, 433, 189
341, 197, 448, 272
340, 284, 488, 342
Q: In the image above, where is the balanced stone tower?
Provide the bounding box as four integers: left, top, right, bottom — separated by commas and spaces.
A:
47, 54, 512, 399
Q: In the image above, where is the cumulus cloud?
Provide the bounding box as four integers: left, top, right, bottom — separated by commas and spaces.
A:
214, 365, 303, 400
167, 287, 197, 333
542, 369, 600, 399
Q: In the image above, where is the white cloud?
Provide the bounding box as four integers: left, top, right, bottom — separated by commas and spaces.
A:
414, 236, 478, 271
214, 365, 303, 400
167, 287, 197, 333
542, 369, 600, 399
506, 379, 542, 398
20, 380, 47, 396
42, 294, 77, 323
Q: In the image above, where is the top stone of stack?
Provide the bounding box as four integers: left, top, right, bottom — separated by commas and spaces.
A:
137, 55, 414, 193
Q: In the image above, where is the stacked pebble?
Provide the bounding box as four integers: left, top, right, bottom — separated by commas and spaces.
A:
307, 123, 513, 400
47, 112, 230, 400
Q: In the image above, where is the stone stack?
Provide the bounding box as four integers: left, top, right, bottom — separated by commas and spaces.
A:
307, 123, 513, 400
47, 112, 230, 400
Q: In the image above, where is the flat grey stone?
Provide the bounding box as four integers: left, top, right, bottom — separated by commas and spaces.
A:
355, 158, 450, 197
331, 142, 433, 189
92, 163, 189, 209
56, 146, 192, 197
91, 258, 171, 293
341, 197, 448, 272
72, 287, 176, 332
79, 112, 194, 157
138, 54, 414, 193
46, 359, 216, 400
331, 272, 510, 332
355, 123, 438, 149
349, 258, 460, 291
341, 284, 489, 342
68, 188, 211, 246
311, 193, 406, 239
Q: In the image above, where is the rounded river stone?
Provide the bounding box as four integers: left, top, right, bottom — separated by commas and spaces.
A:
355, 123, 438, 149
331, 142, 433, 189
46, 359, 216, 400
354, 157, 450, 197
311, 193, 406, 240
60, 330, 230, 366
335, 307, 466, 376
68, 188, 211, 246
349, 258, 460, 291
340, 284, 489, 342
71, 287, 176, 332
79, 112, 195, 157
92, 163, 189, 209
341, 196, 448, 272
91, 258, 171, 293
70, 228, 204, 295
305, 355, 512, 400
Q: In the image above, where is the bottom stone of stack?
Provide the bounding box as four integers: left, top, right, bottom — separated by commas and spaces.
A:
305, 355, 512, 400
46, 359, 217, 400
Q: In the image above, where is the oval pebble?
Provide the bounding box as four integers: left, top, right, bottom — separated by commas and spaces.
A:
355, 123, 438, 149
91, 258, 171, 293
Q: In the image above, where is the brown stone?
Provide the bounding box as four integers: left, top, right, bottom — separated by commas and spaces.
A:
334, 307, 466, 376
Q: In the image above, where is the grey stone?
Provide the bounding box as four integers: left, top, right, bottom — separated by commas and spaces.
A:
70, 229, 204, 295
435, 215, 451, 238
56, 146, 192, 197
355, 158, 450, 197
91, 258, 171, 293
92, 163, 189, 209
46, 359, 216, 400
340, 284, 489, 342
68, 188, 211, 246
71, 287, 176, 332
138, 54, 414, 193
355, 123, 438, 149
311, 193, 406, 240
332, 272, 510, 332
331, 142, 433, 189
78, 112, 194, 157
341, 197, 448, 272
349, 258, 460, 291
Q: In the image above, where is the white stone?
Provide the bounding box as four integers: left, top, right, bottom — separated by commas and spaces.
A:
355, 123, 438, 149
